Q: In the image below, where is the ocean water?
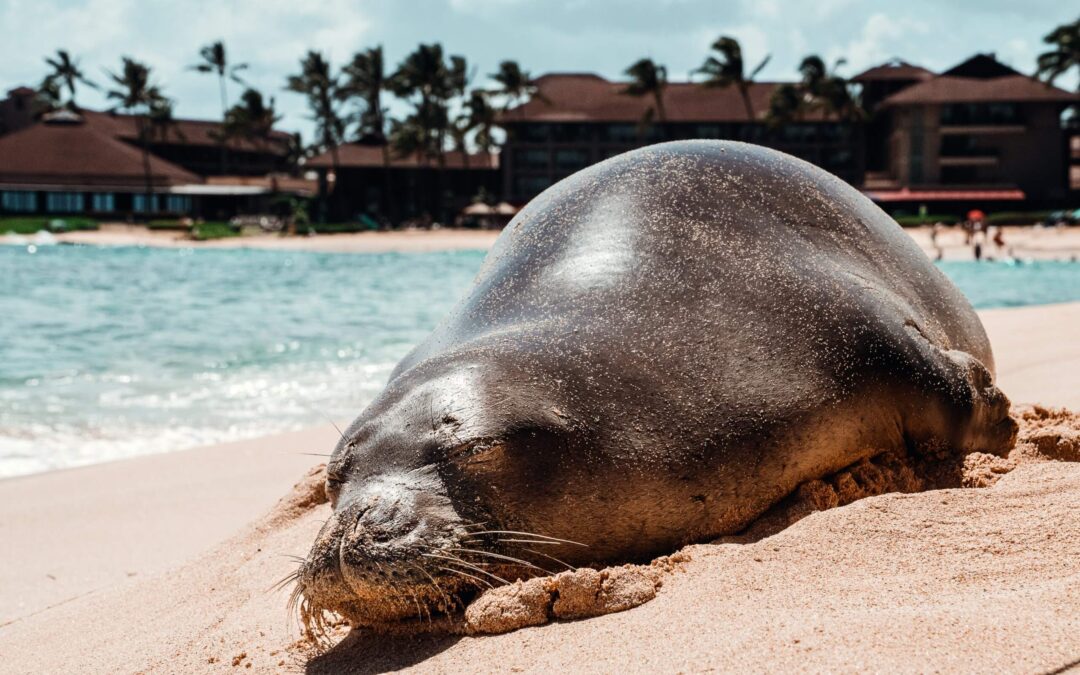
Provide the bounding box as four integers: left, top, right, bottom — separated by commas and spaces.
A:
1, 243, 1078, 478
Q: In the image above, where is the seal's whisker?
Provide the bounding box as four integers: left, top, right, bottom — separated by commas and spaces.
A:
449, 547, 550, 574
268, 568, 302, 593
466, 537, 570, 547
297, 452, 332, 457
463, 530, 588, 547
520, 547, 576, 571
411, 563, 453, 613
407, 589, 429, 625
436, 565, 494, 589
422, 553, 510, 584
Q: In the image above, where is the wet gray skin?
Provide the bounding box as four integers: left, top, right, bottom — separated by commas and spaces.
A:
296, 140, 1016, 628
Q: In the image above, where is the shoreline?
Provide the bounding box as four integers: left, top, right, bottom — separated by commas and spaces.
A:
5, 222, 1080, 260
42, 223, 502, 254
2, 223, 1080, 260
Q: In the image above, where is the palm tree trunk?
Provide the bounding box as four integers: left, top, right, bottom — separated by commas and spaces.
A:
134, 115, 154, 221
380, 143, 393, 228
218, 74, 229, 174
739, 84, 755, 121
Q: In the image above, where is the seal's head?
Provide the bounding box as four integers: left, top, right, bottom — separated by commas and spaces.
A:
294, 354, 595, 630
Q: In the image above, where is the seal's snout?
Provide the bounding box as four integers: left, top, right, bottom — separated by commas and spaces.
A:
339, 489, 425, 553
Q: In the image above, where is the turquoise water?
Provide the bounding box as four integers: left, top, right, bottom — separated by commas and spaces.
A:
1, 243, 1078, 477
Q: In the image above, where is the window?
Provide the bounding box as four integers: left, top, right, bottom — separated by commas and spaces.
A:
1, 191, 37, 212
940, 165, 981, 184
91, 193, 116, 212
517, 124, 552, 142
514, 149, 549, 170
940, 135, 996, 157
514, 175, 552, 197
45, 192, 84, 213
554, 149, 589, 171
132, 194, 161, 213
941, 103, 1022, 126
165, 195, 191, 213
602, 124, 638, 142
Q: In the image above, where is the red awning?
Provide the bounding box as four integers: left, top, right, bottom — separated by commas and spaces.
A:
865, 188, 1026, 202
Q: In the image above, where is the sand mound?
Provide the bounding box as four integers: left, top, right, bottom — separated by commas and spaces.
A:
2, 407, 1079, 673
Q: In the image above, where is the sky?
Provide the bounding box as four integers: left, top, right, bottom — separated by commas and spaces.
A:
1, 0, 1076, 143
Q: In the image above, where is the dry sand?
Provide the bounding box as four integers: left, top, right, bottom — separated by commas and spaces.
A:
33, 222, 1080, 260
49, 223, 501, 254
0, 302, 1078, 673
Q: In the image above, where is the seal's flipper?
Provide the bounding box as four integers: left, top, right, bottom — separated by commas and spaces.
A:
901, 341, 1017, 457
939, 349, 1017, 456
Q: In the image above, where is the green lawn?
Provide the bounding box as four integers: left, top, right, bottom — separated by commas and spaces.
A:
891, 214, 960, 227
0, 216, 99, 234
191, 222, 240, 240
146, 219, 192, 231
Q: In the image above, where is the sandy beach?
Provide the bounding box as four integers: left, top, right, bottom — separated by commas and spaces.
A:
1, 299, 1077, 673
23, 222, 1080, 260
47, 224, 503, 254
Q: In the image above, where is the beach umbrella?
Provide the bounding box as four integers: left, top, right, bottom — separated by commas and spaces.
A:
493, 202, 519, 216
967, 209, 986, 222
463, 202, 495, 216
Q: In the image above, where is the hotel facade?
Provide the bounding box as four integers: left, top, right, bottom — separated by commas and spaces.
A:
500, 55, 1077, 213
0, 87, 306, 221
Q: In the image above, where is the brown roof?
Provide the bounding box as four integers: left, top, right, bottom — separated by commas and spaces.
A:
81, 110, 291, 155
851, 61, 934, 83
882, 73, 1077, 106
0, 118, 200, 188
500, 73, 820, 123
305, 144, 499, 170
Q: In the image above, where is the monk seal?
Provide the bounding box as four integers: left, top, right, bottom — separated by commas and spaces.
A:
296, 140, 1016, 629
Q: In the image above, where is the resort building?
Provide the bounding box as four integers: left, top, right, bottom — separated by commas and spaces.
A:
0, 94, 302, 221
305, 142, 499, 225
502, 56, 1077, 212
498, 73, 864, 204
860, 54, 1077, 209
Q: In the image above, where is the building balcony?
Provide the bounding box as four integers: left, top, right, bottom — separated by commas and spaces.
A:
938, 155, 999, 167
938, 124, 1026, 135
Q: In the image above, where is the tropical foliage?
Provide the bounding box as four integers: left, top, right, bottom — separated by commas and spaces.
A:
696, 36, 771, 120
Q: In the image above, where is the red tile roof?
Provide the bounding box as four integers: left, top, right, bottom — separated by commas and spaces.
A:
851, 61, 934, 83
882, 74, 1076, 106
305, 143, 498, 170
81, 110, 292, 154
0, 119, 200, 188
501, 73, 821, 123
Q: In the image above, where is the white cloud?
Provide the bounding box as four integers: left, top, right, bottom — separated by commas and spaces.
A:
828, 13, 930, 73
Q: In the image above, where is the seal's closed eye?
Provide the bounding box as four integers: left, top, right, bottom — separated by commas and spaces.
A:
446, 439, 506, 467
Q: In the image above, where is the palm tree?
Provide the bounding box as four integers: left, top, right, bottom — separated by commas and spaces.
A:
44, 50, 97, 110
798, 55, 863, 121
191, 41, 248, 173
622, 58, 668, 136
341, 46, 393, 220
490, 60, 543, 116
389, 44, 467, 221
285, 51, 343, 223
389, 116, 429, 222
1036, 17, 1080, 91
449, 116, 473, 169
765, 83, 802, 129
223, 88, 280, 150
106, 57, 168, 218
695, 36, 771, 121
464, 89, 498, 158
35, 76, 63, 114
